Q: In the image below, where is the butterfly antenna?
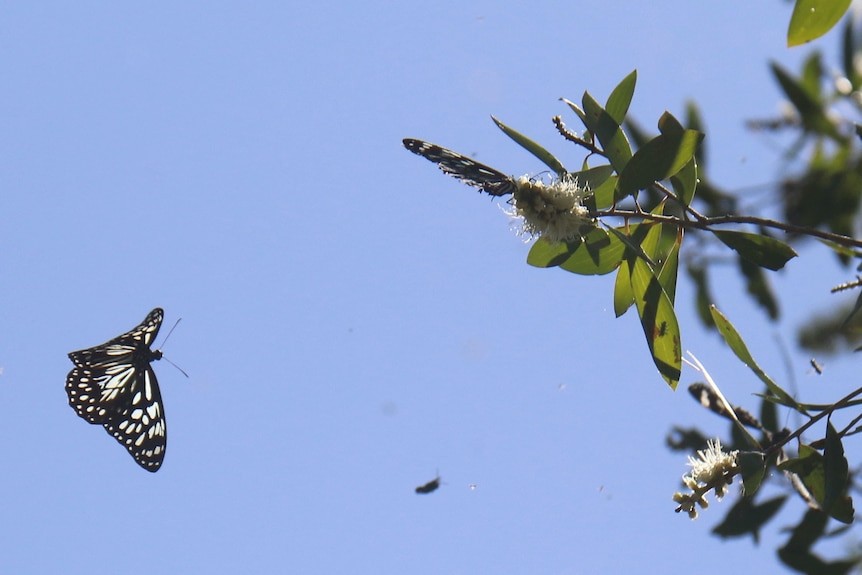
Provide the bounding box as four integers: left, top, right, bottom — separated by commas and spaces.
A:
158, 317, 189, 378
163, 355, 190, 378
160, 317, 183, 349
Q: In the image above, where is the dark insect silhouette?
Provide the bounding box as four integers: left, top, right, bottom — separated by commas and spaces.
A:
415, 473, 442, 494
66, 308, 168, 472
403, 138, 517, 197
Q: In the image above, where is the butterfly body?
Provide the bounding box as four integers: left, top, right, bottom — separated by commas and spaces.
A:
66, 308, 167, 472
415, 474, 442, 494
403, 138, 517, 197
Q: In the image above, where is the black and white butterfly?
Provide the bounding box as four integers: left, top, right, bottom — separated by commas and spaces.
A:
66, 308, 168, 472
403, 138, 518, 197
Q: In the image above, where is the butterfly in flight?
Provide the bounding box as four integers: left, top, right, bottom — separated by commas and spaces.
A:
66, 308, 169, 472
415, 473, 442, 494
403, 138, 518, 197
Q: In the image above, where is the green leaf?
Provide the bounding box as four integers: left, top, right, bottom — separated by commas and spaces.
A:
770, 62, 842, 139
630, 258, 681, 388
615, 129, 703, 200
582, 92, 633, 174
712, 495, 787, 544
778, 442, 853, 524
738, 257, 779, 319
823, 420, 854, 523
738, 451, 767, 496
713, 230, 798, 271
778, 508, 857, 575
605, 70, 637, 124
606, 225, 657, 268
613, 258, 634, 317
491, 116, 567, 176
709, 306, 801, 410
787, 0, 851, 47
657, 236, 680, 306
670, 157, 698, 207
572, 164, 614, 197
526, 237, 580, 268
591, 174, 618, 210
559, 228, 624, 275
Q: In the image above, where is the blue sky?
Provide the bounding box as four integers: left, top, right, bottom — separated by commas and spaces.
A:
0, 2, 856, 573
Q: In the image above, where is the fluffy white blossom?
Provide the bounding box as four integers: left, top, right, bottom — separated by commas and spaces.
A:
506, 176, 594, 243
673, 439, 739, 520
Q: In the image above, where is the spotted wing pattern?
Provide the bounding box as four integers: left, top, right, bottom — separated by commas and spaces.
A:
66, 308, 167, 472
403, 138, 517, 197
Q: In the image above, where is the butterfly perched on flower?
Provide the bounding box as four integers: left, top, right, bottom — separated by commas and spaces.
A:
66, 308, 169, 472
403, 138, 517, 197
403, 137, 595, 244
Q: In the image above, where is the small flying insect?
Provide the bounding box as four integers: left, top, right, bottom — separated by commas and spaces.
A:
810, 358, 824, 375
415, 473, 442, 494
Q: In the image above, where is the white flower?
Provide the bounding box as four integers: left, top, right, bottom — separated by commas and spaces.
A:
674, 439, 739, 520
685, 439, 738, 493
505, 175, 594, 243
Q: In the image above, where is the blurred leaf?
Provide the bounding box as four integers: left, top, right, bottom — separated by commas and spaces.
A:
777, 443, 852, 522
770, 62, 842, 140
797, 301, 862, 354
738, 452, 768, 496
710, 306, 801, 410
842, 18, 861, 89
712, 494, 786, 543
778, 508, 857, 575
686, 264, 715, 328
713, 230, 797, 271
787, 0, 851, 47
823, 421, 854, 523
666, 427, 710, 451
738, 256, 780, 319
491, 116, 567, 176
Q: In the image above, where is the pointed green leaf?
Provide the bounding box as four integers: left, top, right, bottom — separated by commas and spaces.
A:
738, 451, 767, 496
713, 230, 798, 271
770, 62, 842, 139
712, 495, 787, 543
670, 156, 698, 206
738, 257, 779, 319
526, 237, 580, 268
582, 92, 633, 174
616, 129, 703, 199
657, 236, 681, 306
630, 258, 681, 388
824, 420, 854, 523
613, 258, 634, 317
491, 116, 567, 176
559, 228, 624, 275
709, 306, 801, 410
605, 70, 637, 123
787, 0, 851, 47
591, 174, 618, 209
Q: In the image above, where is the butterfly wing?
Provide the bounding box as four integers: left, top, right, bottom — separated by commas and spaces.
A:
66, 308, 167, 472
403, 138, 517, 197
102, 362, 167, 471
